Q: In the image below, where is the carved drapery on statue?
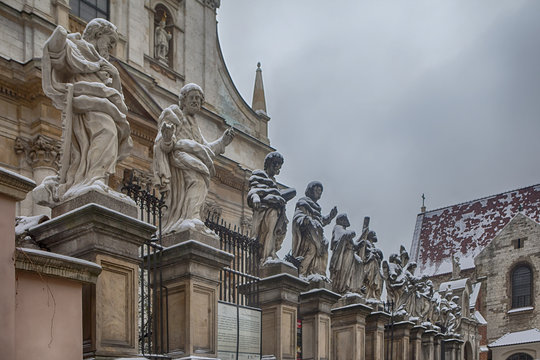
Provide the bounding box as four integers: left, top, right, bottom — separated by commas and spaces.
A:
292, 181, 337, 279
247, 151, 296, 265
152, 83, 235, 235
329, 213, 360, 293
357, 219, 384, 300
34, 19, 133, 206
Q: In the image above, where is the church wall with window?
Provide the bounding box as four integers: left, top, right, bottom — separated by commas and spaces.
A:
475, 213, 540, 348
0, 0, 274, 227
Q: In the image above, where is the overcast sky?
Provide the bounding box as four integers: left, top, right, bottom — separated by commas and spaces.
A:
216, 1, 540, 260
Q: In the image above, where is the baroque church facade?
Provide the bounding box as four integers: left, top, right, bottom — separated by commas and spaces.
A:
0, 0, 272, 229
411, 184, 540, 360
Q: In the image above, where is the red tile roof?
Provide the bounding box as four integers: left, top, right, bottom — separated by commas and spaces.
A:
410, 184, 540, 277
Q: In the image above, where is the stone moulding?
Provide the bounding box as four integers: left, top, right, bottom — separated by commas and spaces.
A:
15, 247, 102, 284
0, 167, 36, 201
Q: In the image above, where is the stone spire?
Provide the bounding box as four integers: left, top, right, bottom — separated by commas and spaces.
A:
252, 62, 267, 114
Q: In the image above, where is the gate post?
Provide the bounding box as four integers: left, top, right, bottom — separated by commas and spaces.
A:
410, 324, 427, 360
331, 302, 373, 360
422, 329, 437, 360
298, 288, 340, 360
30, 191, 155, 359
366, 311, 391, 360
158, 231, 233, 359
384, 321, 414, 360
259, 263, 308, 360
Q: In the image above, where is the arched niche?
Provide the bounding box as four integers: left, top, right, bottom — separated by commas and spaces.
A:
153, 4, 174, 67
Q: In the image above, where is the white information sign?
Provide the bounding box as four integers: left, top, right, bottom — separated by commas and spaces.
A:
217, 302, 261, 360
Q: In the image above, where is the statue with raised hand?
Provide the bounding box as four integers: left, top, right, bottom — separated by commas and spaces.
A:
34, 19, 132, 206
292, 181, 337, 279
153, 83, 235, 234
248, 151, 296, 265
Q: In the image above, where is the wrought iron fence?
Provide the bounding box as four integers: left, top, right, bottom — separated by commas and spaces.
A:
205, 214, 260, 307
122, 174, 169, 358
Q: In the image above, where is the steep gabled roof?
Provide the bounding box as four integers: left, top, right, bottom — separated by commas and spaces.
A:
410, 184, 540, 277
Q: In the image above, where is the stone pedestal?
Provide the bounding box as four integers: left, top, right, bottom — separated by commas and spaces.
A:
331, 302, 373, 360
444, 337, 464, 360
30, 201, 155, 359
410, 325, 427, 360
0, 168, 35, 360
434, 333, 444, 360
384, 321, 414, 360
422, 329, 437, 360
366, 311, 391, 360
259, 272, 308, 360
158, 232, 233, 359
298, 288, 340, 360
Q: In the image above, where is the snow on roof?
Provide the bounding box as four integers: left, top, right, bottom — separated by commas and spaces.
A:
411, 184, 540, 277
439, 278, 468, 292
473, 310, 487, 325
489, 329, 540, 348
470, 283, 481, 309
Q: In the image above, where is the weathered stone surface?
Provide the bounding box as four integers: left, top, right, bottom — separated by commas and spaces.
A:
161, 227, 220, 248
384, 321, 414, 360
0, 167, 36, 201
331, 303, 373, 360
365, 311, 391, 360
51, 189, 137, 218
260, 260, 298, 278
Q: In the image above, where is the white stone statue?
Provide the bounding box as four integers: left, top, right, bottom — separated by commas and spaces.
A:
382, 246, 410, 317
292, 181, 337, 279
153, 83, 235, 234
329, 213, 360, 294
154, 14, 172, 63
247, 152, 296, 265
35, 19, 132, 205
358, 229, 384, 300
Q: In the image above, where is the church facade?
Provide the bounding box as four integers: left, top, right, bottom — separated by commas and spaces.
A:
0, 0, 272, 229
411, 184, 540, 360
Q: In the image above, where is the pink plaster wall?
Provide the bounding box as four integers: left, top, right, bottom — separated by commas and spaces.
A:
0, 194, 16, 360
15, 271, 83, 360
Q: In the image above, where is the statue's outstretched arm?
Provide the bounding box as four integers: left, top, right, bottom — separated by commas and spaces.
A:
47, 25, 68, 54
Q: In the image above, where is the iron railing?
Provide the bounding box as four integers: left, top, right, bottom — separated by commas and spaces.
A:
122, 175, 169, 358
205, 214, 260, 307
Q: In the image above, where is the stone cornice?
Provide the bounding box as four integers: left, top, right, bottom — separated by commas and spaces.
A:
0, 167, 36, 201
15, 247, 102, 284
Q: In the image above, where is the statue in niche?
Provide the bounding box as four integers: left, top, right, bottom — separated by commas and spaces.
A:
247, 151, 296, 265
154, 13, 172, 63
329, 213, 359, 294
357, 218, 384, 299
34, 19, 132, 206
292, 181, 337, 279
153, 83, 235, 234
451, 253, 461, 280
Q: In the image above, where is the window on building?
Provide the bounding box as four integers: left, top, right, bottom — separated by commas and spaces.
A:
506, 353, 533, 360
512, 265, 532, 308
513, 238, 526, 249
70, 0, 109, 22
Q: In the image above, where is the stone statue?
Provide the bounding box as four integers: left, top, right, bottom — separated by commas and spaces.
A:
153, 83, 235, 234
154, 14, 172, 63
329, 214, 359, 294
358, 227, 384, 300
439, 291, 462, 333
451, 253, 461, 280
247, 151, 296, 265
292, 181, 337, 279
35, 19, 132, 205
382, 246, 410, 317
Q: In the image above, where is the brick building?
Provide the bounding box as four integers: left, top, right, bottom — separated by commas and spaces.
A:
410, 184, 540, 360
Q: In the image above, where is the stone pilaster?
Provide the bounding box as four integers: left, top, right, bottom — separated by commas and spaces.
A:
434, 333, 444, 360
0, 167, 35, 360
331, 302, 373, 360
259, 268, 308, 360
157, 232, 233, 359
30, 201, 154, 359
422, 329, 437, 360
410, 325, 427, 360
298, 288, 340, 360
384, 321, 414, 360
366, 311, 391, 360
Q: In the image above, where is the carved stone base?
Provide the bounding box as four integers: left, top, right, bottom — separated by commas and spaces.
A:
422, 329, 437, 360
158, 238, 233, 358
51, 189, 137, 218
299, 288, 340, 360
331, 302, 373, 360
410, 324, 427, 360
30, 202, 155, 359
259, 273, 308, 359
161, 226, 220, 248
366, 311, 391, 360
443, 337, 464, 360
384, 321, 415, 360
260, 259, 298, 278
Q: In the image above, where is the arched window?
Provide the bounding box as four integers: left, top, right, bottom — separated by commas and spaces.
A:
506, 353, 533, 360
512, 265, 532, 308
